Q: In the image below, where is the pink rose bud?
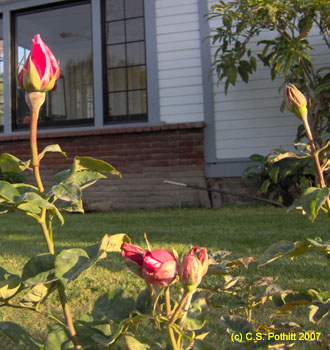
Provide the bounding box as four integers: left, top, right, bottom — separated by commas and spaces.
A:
179, 245, 208, 292
121, 242, 145, 277
285, 84, 308, 121
142, 249, 177, 287
18, 34, 60, 92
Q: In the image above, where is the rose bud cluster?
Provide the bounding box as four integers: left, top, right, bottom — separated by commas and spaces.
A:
121, 243, 177, 286
18, 34, 60, 92
179, 245, 208, 292
285, 83, 308, 121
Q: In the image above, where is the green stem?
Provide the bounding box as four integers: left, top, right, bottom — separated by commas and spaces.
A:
170, 292, 192, 325
302, 114, 330, 215
165, 287, 179, 350
5, 302, 66, 327
28, 99, 81, 350
178, 292, 193, 330
58, 284, 81, 349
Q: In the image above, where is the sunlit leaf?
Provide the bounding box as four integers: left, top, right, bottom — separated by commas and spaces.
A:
39, 144, 66, 161
0, 153, 30, 172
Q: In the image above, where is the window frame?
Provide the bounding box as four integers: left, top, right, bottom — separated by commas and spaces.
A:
102, 0, 148, 125
11, 0, 95, 131
0, 0, 159, 136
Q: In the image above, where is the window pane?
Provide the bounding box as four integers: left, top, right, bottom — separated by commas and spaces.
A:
108, 68, 126, 92
107, 21, 125, 44
109, 92, 127, 116
127, 66, 146, 90
128, 90, 146, 114
106, 0, 124, 21
14, 2, 93, 129
107, 44, 126, 68
0, 18, 3, 130
104, 0, 147, 124
127, 42, 145, 65
126, 18, 144, 42
125, 0, 143, 18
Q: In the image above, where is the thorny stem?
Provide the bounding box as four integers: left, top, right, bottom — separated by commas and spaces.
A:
302, 113, 330, 215
28, 93, 82, 350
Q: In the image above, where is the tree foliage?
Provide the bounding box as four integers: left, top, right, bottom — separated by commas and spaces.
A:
209, 0, 330, 147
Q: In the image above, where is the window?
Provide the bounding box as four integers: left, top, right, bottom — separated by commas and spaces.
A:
0, 16, 3, 131
104, 0, 147, 124
13, 1, 93, 130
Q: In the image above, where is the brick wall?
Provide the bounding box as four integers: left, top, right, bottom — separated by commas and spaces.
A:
0, 122, 210, 210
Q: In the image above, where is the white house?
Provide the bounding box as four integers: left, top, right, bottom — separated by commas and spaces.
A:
0, 0, 327, 209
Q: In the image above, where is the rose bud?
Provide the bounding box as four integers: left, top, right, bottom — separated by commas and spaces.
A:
179, 245, 208, 292
142, 249, 177, 287
121, 242, 145, 277
18, 34, 60, 92
285, 84, 308, 121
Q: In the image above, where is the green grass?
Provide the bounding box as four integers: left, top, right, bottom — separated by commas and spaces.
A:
0, 206, 329, 349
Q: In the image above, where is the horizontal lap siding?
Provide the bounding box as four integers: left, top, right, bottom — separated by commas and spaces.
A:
208, 0, 329, 159
155, 0, 204, 124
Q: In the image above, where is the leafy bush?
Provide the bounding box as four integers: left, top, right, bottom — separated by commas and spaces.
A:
243, 152, 316, 206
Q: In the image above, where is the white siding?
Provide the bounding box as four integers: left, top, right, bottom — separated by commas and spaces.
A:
155, 0, 204, 123
208, 0, 329, 159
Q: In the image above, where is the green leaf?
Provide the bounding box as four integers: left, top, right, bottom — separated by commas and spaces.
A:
135, 288, 152, 314
272, 291, 312, 311
59, 200, 84, 214
221, 315, 255, 338
55, 248, 96, 286
125, 334, 151, 350
0, 322, 42, 349
227, 65, 238, 85
0, 153, 30, 172
22, 253, 56, 286
289, 187, 330, 222
20, 283, 53, 308
0, 279, 21, 301
309, 302, 330, 324
39, 144, 67, 161
13, 183, 40, 195
92, 289, 135, 323
98, 233, 131, 259
185, 295, 208, 331
0, 181, 20, 202
51, 183, 81, 203
45, 325, 73, 350
55, 169, 107, 189
258, 240, 294, 268
17, 192, 64, 225
73, 156, 122, 178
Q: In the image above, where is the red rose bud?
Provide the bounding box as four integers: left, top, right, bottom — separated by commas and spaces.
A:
18, 34, 60, 92
285, 84, 308, 121
121, 242, 145, 277
142, 249, 177, 287
179, 246, 208, 292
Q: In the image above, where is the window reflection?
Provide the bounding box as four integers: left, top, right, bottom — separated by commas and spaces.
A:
14, 2, 93, 129
105, 0, 147, 123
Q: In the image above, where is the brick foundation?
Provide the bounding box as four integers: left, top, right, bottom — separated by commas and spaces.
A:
0, 122, 210, 210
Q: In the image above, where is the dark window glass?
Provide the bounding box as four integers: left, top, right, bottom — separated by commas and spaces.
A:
13, 1, 93, 130
104, 0, 147, 124
0, 17, 3, 131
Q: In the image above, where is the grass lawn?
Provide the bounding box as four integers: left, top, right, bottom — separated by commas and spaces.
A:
0, 206, 329, 349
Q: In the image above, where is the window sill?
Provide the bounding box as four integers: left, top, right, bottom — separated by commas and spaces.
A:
0, 121, 205, 141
